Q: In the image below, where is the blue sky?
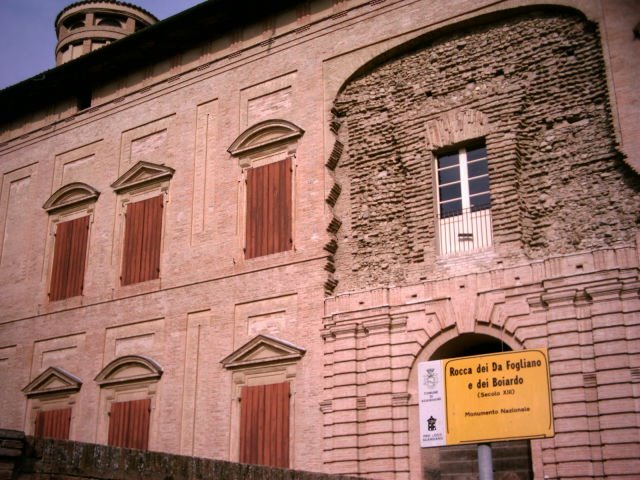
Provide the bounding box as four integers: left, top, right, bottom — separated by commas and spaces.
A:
0, 0, 205, 90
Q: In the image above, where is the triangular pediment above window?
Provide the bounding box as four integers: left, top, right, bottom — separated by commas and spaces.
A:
228, 119, 304, 157
221, 334, 306, 370
110, 161, 175, 193
43, 182, 100, 213
22, 366, 82, 397
94, 355, 163, 386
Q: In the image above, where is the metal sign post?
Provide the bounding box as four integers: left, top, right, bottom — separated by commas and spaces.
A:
478, 444, 493, 480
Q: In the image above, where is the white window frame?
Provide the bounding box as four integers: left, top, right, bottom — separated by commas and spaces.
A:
436, 142, 493, 255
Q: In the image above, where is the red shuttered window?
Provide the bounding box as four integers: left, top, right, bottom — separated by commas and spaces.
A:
245, 158, 292, 259
49, 215, 90, 301
239, 382, 290, 468
35, 408, 72, 440
108, 398, 151, 450
121, 195, 163, 285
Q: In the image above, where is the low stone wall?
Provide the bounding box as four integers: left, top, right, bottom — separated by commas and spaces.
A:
0, 429, 24, 480
0, 429, 361, 480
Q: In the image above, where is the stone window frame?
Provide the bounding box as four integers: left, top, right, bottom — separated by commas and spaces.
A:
22, 366, 83, 439
227, 119, 304, 262
94, 354, 163, 450
221, 334, 305, 465
110, 161, 174, 291
42, 182, 100, 306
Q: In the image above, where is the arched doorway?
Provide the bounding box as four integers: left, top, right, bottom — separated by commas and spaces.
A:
429, 333, 510, 360
414, 333, 533, 480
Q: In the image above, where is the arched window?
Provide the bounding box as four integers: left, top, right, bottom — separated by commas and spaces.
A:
43, 183, 100, 302
228, 120, 304, 259
96, 16, 123, 28
64, 14, 85, 31
95, 355, 163, 451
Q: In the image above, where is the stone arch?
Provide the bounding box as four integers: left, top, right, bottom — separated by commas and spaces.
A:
407, 328, 533, 480
228, 119, 304, 260
327, 4, 632, 293
333, 4, 591, 99
409, 326, 520, 382
42, 182, 100, 213
94, 354, 163, 386
94, 355, 163, 450
228, 119, 304, 162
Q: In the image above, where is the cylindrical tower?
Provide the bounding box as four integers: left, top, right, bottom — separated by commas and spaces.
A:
55, 1, 158, 66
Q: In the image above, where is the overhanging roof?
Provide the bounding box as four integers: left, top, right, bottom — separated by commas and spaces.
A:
0, 0, 302, 125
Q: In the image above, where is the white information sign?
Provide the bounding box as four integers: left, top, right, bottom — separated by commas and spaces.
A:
418, 360, 447, 447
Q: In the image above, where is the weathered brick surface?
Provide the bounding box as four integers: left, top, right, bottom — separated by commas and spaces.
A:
0, 1, 638, 480
331, 10, 640, 293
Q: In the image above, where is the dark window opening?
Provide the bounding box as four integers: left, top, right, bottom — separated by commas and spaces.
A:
95, 14, 125, 27
64, 14, 85, 31
77, 88, 92, 111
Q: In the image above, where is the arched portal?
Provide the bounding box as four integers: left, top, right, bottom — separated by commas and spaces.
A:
409, 332, 533, 480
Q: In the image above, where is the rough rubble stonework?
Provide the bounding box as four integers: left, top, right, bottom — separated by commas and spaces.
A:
331, 11, 640, 293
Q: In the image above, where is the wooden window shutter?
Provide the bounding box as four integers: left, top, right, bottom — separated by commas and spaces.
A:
245, 157, 292, 259
239, 382, 290, 468
50, 215, 90, 301
35, 408, 72, 440
108, 398, 151, 450
121, 195, 163, 285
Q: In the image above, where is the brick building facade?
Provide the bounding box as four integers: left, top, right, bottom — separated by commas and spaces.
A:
0, 1, 638, 479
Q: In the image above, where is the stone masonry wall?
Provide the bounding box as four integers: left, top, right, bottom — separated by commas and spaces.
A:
0, 429, 362, 480
329, 9, 640, 293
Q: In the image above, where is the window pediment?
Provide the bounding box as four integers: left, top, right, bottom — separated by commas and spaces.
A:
95, 355, 163, 386
111, 161, 174, 193
22, 366, 82, 397
221, 334, 306, 370
228, 119, 304, 158
43, 182, 100, 213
